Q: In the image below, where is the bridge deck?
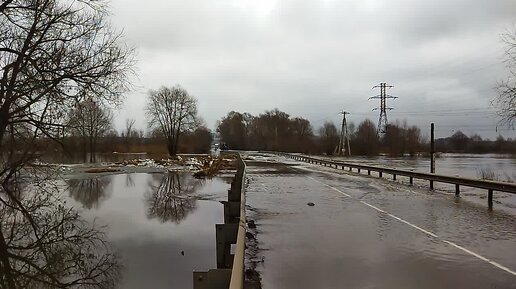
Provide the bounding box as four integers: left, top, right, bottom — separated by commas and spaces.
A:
244, 153, 516, 289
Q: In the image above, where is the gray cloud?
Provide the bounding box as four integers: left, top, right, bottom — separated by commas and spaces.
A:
110, 0, 516, 139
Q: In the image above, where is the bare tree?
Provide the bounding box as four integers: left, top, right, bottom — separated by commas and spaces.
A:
0, 1, 134, 287
495, 29, 516, 127
217, 111, 249, 150
318, 122, 339, 155
352, 119, 379, 156
0, 0, 133, 148
146, 85, 198, 156
67, 99, 113, 162
179, 126, 213, 153
121, 118, 136, 150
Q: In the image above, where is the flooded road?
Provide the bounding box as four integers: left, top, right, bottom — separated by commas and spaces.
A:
64, 172, 231, 289
244, 153, 516, 289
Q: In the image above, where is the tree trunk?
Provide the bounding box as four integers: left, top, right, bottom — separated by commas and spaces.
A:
0, 227, 16, 289
0, 112, 9, 149
173, 131, 181, 156
167, 136, 175, 156
89, 136, 94, 163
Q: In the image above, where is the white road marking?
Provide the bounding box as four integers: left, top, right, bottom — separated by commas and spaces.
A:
288, 164, 516, 277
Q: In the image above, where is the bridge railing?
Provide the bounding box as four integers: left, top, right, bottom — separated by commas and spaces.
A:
229, 155, 246, 289
278, 152, 516, 209
193, 153, 247, 289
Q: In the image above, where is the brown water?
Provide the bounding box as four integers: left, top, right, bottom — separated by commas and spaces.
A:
64, 172, 231, 289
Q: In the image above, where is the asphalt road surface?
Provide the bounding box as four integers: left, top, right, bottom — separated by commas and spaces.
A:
244, 153, 516, 289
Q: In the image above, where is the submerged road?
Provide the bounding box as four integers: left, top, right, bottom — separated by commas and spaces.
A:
244, 153, 516, 289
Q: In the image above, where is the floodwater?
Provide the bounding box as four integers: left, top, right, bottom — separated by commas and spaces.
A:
41, 152, 163, 164
314, 153, 516, 213
64, 172, 231, 289
327, 153, 516, 181
244, 153, 516, 289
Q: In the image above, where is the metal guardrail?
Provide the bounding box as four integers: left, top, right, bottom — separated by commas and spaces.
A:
229, 156, 246, 289
193, 154, 246, 289
279, 152, 516, 209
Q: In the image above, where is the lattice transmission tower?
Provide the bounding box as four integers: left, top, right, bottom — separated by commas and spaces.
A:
369, 83, 398, 136
337, 111, 351, 156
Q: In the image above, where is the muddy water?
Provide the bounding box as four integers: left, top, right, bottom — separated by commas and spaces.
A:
245, 154, 516, 289
64, 172, 231, 289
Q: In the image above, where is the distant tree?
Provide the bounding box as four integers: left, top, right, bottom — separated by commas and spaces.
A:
449, 131, 469, 151
122, 118, 136, 149
257, 109, 291, 151
318, 122, 339, 155
405, 125, 422, 156
288, 117, 314, 152
495, 135, 506, 152
383, 123, 403, 156
67, 99, 113, 162
179, 126, 213, 153
247, 109, 292, 151
191, 126, 213, 153
146, 85, 199, 156
495, 29, 516, 127
352, 119, 379, 156
217, 111, 250, 150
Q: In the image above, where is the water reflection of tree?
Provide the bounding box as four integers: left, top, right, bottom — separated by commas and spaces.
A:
0, 179, 121, 289
125, 174, 135, 187
67, 177, 112, 209
146, 173, 202, 223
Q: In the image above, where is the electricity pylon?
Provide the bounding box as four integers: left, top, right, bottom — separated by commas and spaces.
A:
369, 83, 397, 136
338, 111, 351, 156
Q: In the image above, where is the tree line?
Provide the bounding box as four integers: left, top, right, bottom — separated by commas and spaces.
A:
217, 110, 516, 156
436, 131, 516, 154
216, 109, 426, 156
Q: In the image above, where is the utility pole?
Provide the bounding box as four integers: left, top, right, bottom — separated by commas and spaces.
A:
338, 111, 351, 156
430, 123, 435, 189
369, 83, 398, 136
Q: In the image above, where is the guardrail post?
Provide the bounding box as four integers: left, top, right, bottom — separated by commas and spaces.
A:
358, 168, 361, 173
430, 180, 434, 190
488, 189, 493, 209
379, 172, 382, 178
368, 170, 371, 175
455, 184, 460, 196
349, 167, 352, 172
393, 174, 396, 181
409, 177, 413, 185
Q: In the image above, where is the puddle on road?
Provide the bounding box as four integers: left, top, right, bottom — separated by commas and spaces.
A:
64, 172, 231, 289
245, 160, 307, 175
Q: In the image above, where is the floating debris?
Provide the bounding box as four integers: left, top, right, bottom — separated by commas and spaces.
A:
85, 167, 120, 173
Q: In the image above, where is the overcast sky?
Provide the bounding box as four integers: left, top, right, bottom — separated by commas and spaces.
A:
109, 0, 516, 139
